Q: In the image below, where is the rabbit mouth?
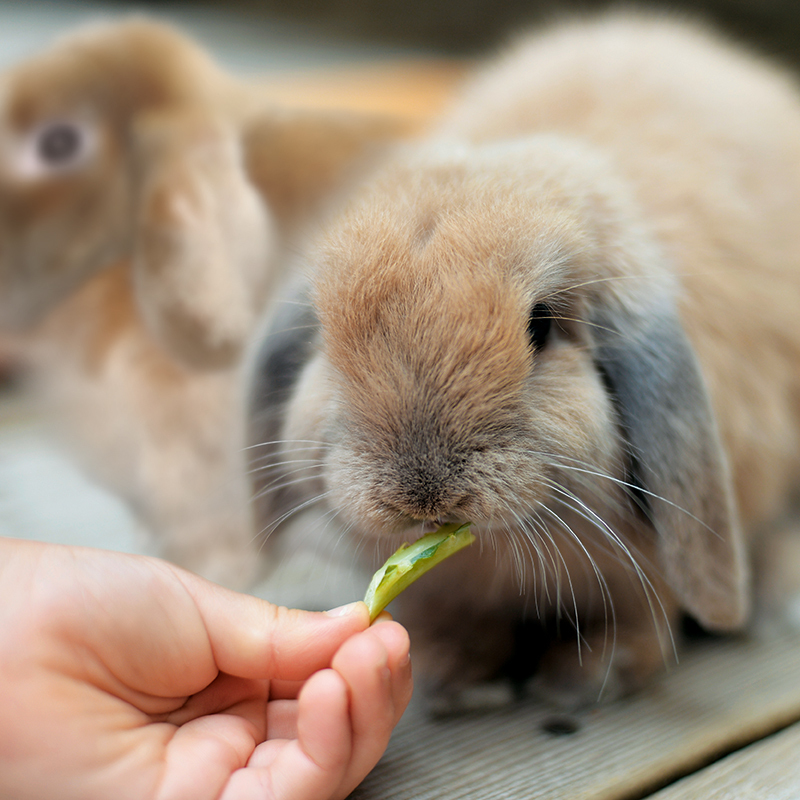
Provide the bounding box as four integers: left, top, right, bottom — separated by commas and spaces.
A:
417, 516, 470, 535
355, 512, 475, 546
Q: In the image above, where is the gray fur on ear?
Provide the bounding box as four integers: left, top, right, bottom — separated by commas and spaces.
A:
591, 300, 750, 630
132, 110, 275, 370
247, 292, 319, 523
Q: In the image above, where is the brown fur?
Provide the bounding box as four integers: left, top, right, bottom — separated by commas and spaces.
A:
0, 19, 463, 584
250, 12, 800, 704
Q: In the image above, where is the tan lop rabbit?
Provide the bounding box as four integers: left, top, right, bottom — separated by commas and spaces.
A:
249, 12, 800, 704
0, 19, 455, 584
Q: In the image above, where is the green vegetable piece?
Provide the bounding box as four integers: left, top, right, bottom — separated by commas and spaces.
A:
363, 523, 475, 621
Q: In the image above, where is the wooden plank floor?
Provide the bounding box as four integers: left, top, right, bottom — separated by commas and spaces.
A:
352, 629, 800, 799
651, 723, 800, 800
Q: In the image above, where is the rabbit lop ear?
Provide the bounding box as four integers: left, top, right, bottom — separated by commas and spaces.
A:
591, 298, 749, 631
132, 109, 275, 370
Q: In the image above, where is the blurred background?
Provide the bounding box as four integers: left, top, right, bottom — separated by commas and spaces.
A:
1, 0, 800, 69
62, 0, 800, 67
219, 0, 800, 60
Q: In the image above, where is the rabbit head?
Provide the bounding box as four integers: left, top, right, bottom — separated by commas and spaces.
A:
253, 137, 747, 634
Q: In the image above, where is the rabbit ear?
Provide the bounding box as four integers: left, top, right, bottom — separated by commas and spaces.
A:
242, 107, 409, 227
591, 299, 749, 630
131, 109, 275, 370
247, 289, 319, 526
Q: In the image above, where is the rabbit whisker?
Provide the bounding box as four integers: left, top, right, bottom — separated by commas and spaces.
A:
255, 489, 335, 545
244, 438, 332, 452
247, 456, 326, 477
544, 481, 677, 666
548, 457, 718, 539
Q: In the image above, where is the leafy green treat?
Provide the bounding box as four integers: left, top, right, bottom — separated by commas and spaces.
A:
363, 523, 475, 622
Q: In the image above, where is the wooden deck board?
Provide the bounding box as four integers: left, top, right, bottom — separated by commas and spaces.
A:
351, 631, 800, 799
650, 722, 800, 800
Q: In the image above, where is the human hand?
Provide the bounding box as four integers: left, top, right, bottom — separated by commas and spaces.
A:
0, 538, 412, 800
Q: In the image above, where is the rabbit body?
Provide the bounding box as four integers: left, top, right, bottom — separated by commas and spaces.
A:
251, 13, 800, 703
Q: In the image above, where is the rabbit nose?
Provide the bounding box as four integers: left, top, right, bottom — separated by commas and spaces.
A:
390, 478, 471, 524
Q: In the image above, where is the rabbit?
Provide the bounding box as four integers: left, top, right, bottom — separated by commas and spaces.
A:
0, 18, 459, 585
248, 11, 800, 706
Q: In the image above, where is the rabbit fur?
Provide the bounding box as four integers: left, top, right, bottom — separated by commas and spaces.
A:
0, 19, 452, 585
249, 11, 800, 705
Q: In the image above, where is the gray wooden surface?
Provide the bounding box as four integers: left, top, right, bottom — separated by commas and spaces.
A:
352, 631, 800, 799
651, 724, 800, 800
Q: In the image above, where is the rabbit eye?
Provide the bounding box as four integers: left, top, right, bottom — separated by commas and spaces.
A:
527, 303, 553, 351
37, 122, 84, 166
9, 119, 96, 181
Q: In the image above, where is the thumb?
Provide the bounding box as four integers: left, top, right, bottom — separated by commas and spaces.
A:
176, 568, 370, 681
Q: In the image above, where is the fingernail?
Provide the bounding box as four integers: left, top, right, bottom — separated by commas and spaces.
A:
325, 601, 361, 617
